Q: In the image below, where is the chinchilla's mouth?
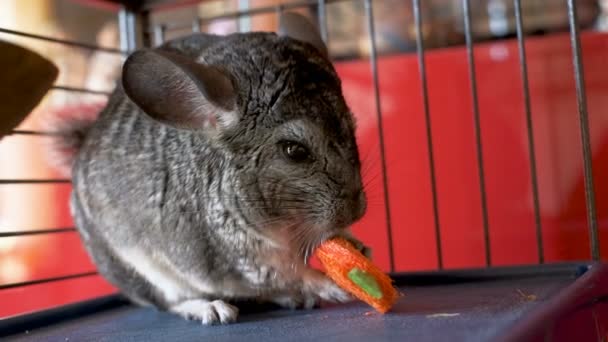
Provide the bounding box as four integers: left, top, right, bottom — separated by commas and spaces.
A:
300, 231, 333, 265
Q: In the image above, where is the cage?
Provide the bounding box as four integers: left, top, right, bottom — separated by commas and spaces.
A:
0, 0, 607, 340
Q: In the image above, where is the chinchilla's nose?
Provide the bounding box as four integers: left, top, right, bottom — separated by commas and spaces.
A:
351, 188, 367, 222
336, 187, 367, 225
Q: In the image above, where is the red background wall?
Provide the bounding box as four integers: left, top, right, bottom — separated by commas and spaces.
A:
1, 31, 607, 318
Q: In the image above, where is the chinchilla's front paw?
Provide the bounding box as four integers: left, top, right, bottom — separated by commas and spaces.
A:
272, 293, 320, 310
314, 276, 352, 303
170, 299, 239, 325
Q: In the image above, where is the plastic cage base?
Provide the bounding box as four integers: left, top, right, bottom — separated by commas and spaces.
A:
1, 263, 607, 341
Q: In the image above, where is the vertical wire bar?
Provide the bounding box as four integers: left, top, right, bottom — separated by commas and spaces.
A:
276, 4, 283, 23
237, 0, 250, 33
514, 0, 544, 264
129, 10, 139, 50
192, 18, 202, 33
318, 0, 328, 43
118, 8, 129, 52
153, 24, 165, 46
118, 7, 136, 53
413, 0, 443, 269
462, 0, 491, 266
364, 0, 395, 272
567, 0, 600, 261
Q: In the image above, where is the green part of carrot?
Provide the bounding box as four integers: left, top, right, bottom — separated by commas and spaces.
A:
347, 268, 383, 299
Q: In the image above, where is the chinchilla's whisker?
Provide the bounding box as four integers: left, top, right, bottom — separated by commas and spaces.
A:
363, 169, 382, 183
291, 222, 314, 260
256, 217, 304, 231
363, 179, 383, 189
260, 214, 305, 225
361, 158, 380, 178
359, 139, 380, 164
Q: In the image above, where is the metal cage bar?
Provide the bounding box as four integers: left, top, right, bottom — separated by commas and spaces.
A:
51, 86, 111, 96
0, 27, 126, 55
513, 0, 544, 264
318, 0, 328, 43
237, 0, 251, 32
159, 0, 349, 33
364, 0, 395, 272
462, 0, 491, 266
8, 130, 63, 136
0, 228, 76, 238
0, 179, 71, 185
275, 4, 284, 22
413, 0, 443, 269
0, 272, 99, 291
192, 18, 202, 33
153, 24, 166, 46
119, 7, 139, 53
566, 0, 600, 261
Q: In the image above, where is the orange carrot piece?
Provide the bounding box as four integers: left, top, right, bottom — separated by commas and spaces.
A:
316, 237, 400, 313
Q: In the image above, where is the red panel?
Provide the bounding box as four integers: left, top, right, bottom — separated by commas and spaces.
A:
0, 232, 94, 286
3, 31, 608, 318
0, 275, 116, 318
0, 182, 115, 318
334, 64, 392, 272
336, 31, 608, 271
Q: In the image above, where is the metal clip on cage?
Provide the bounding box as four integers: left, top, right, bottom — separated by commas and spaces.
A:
0, 0, 606, 341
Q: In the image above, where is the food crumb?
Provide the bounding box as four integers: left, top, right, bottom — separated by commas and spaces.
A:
516, 289, 537, 301
426, 313, 460, 318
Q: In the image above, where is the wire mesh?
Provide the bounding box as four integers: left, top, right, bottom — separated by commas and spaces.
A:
0, 0, 605, 318
513, 0, 544, 264
0, 228, 76, 238
462, 0, 491, 266
363, 0, 395, 272
412, 0, 443, 269
0, 272, 99, 291
0, 27, 126, 54
567, 0, 600, 261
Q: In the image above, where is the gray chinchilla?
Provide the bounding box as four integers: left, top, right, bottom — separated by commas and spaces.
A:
49, 12, 368, 324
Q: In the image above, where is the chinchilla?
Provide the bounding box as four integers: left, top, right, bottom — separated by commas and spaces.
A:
49, 12, 368, 324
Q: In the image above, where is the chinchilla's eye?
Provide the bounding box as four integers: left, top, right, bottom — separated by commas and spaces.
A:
279, 141, 312, 163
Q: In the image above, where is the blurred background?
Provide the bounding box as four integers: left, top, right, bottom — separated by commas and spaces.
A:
1, 0, 607, 319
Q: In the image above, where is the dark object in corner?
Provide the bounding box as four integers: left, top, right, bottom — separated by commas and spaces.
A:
0, 40, 58, 139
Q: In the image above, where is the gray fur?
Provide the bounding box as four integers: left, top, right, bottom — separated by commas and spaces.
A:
67, 13, 367, 324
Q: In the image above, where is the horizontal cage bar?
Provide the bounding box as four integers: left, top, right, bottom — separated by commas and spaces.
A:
8, 130, 63, 136
0, 228, 76, 238
0, 179, 71, 185
158, 0, 350, 33
0, 28, 127, 55
0, 272, 98, 291
52, 86, 112, 96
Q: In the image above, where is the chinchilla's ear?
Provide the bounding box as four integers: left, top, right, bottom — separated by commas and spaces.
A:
122, 49, 238, 132
278, 11, 328, 58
